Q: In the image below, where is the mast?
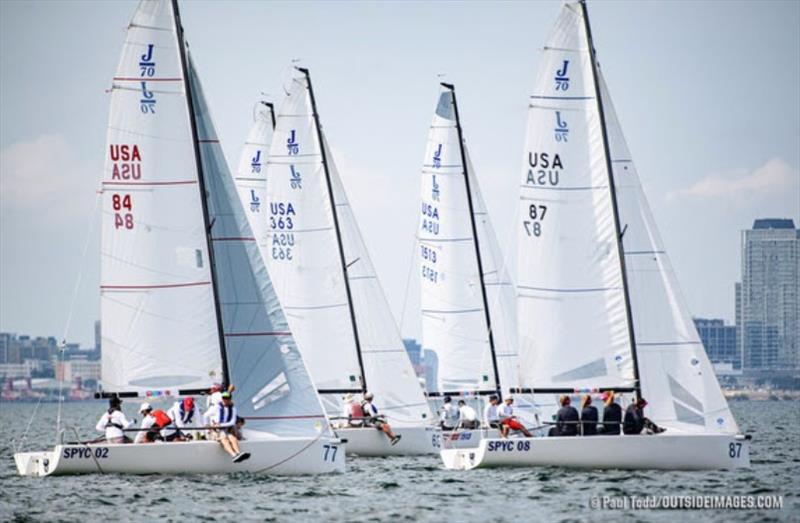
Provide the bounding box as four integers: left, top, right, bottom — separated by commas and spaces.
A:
441, 82, 503, 400
579, 0, 641, 401
263, 101, 276, 129
171, 0, 231, 388
298, 67, 368, 393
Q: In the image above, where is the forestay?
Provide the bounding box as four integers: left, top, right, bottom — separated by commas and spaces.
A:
235, 100, 275, 270
516, 2, 634, 392
599, 72, 738, 433
419, 88, 519, 394
188, 57, 330, 437
101, 0, 222, 395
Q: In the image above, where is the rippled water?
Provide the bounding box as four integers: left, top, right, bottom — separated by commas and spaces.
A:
1, 400, 797, 522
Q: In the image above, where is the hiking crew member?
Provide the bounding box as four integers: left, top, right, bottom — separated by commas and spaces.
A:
550, 395, 579, 437
167, 397, 201, 440
361, 392, 402, 446
623, 397, 665, 435
95, 396, 133, 444
483, 395, 502, 429
209, 392, 250, 463
580, 394, 598, 436
599, 391, 622, 435
439, 396, 459, 430
499, 397, 533, 438
457, 400, 479, 429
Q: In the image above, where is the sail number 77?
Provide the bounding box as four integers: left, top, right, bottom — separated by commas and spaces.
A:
522, 204, 547, 237
322, 444, 338, 462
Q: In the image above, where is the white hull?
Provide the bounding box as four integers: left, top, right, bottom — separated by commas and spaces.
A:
440, 428, 501, 449
336, 426, 438, 456
441, 433, 751, 470
14, 437, 345, 477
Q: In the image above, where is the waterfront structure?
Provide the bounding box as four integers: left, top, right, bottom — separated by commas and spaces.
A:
737, 219, 800, 377
694, 318, 740, 373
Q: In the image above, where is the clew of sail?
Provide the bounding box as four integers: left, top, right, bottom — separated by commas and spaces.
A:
235, 100, 275, 270
187, 56, 330, 437
101, 0, 222, 395
517, 2, 634, 392
598, 72, 738, 434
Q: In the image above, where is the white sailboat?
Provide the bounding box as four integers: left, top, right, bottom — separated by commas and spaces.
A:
263, 67, 437, 456
441, 0, 750, 470
418, 84, 533, 448
14, 0, 344, 476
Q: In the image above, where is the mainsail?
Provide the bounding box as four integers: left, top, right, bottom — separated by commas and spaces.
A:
265, 68, 431, 426
516, 1, 737, 433
419, 85, 519, 395
100, 0, 329, 437
235, 100, 275, 268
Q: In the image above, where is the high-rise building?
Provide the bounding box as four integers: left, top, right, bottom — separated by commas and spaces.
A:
694, 318, 740, 372
0, 333, 10, 364
94, 320, 101, 354
736, 218, 799, 376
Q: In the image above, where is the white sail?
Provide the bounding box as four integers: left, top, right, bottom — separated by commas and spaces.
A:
325, 137, 431, 426
235, 100, 275, 271
265, 69, 431, 426
419, 88, 519, 394
598, 72, 738, 434
101, 0, 222, 394
517, 2, 633, 392
264, 71, 364, 392
188, 57, 330, 437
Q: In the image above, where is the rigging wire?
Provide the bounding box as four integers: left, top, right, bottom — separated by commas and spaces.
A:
55, 190, 102, 444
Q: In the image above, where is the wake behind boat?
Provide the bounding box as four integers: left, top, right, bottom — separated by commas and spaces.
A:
14, 0, 344, 477
441, 0, 750, 471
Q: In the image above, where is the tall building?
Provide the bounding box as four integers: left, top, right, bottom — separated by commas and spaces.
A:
737, 218, 799, 376
0, 333, 10, 364
694, 318, 739, 372
94, 320, 101, 354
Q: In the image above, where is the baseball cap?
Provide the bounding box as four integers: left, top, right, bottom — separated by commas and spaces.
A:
139, 402, 152, 413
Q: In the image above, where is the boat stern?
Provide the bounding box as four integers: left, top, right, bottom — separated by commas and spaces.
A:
14, 450, 56, 477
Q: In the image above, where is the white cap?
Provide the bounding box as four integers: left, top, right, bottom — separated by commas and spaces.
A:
364, 392, 374, 400
139, 402, 152, 413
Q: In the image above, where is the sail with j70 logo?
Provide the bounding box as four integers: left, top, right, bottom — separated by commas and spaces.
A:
441, 0, 748, 471
418, 84, 521, 399
14, 0, 344, 477
235, 100, 275, 258
264, 67, 436, 456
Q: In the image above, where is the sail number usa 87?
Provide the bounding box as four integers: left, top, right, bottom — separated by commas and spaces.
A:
522, 203, 547, 237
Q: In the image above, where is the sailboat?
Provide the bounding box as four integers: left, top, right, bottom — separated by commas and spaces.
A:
418, 84, 534, 448
262, 67, 437, 456
235, 99, 275, 245
14, 0, 344, 476
441, 0, 750, 470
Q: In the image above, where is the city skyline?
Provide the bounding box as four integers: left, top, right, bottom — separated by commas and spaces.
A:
1, 0, 799, 346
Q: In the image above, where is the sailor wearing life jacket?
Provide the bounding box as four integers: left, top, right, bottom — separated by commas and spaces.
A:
95, 396, 133, 444
135, 402, 178, 443
168, 397, 201, 440
208, 392, 250, 463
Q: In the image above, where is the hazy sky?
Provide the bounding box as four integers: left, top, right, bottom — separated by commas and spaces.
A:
1, 0, 798, 347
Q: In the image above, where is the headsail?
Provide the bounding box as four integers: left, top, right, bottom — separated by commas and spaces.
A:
101, 0, 222, 395
188, 56, 330, 436
419, 86, 518, 395
265, 68, 431, 426
599, 72, 738, 433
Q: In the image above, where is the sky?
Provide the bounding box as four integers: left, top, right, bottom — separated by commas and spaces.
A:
1, 0, 798, 347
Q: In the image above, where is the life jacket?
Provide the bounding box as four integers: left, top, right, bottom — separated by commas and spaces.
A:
217, 404, 234, 424
349, 402, 363, 419
106, 409, 124, 430
179, 403, 195, 424
151, 409, 172, 429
